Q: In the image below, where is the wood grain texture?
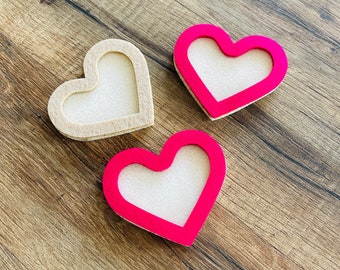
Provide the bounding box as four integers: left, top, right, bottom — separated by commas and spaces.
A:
0, 0, 339, 269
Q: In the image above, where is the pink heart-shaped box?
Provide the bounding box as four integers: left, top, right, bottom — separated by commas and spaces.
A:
102, 130, 226, 246
174, 24, 288, 119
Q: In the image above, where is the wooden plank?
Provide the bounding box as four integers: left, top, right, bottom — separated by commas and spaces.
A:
0, 0, 339, 269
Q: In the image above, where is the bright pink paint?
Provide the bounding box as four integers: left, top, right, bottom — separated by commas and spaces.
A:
102, 130, 226, 246
174, 24, 288, 119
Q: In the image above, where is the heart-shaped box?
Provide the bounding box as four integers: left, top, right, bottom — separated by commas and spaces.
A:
48, 39, 154, 141
102, 130, 226, 246
174, 24, 288, 120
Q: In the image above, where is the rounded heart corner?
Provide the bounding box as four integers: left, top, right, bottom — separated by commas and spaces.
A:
47, 39, 154, 141
174, 24, 288, 120
102, 129, 226, 246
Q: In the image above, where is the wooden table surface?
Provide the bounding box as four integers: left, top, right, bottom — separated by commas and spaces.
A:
1, 0, 339, 269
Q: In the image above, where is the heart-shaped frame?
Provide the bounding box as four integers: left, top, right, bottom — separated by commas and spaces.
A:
48, 39, 154, 141
102, 130, 226, 246
174, 24, 288, 120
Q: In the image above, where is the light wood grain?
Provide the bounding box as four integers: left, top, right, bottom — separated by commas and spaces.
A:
1, 0, 339, 269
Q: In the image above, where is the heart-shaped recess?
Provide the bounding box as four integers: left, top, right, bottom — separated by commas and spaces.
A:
48, 39, 154, 140
102, 130, 226, 246
174, 24, 288, 120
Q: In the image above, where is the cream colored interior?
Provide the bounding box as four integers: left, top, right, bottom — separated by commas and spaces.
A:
63, 52, 139, 124
118, 145, 210, 226
188, 38, 273, 101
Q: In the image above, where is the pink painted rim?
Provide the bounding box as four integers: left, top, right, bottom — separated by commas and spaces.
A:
102, 130, 226, 246
174, 24, 288, 119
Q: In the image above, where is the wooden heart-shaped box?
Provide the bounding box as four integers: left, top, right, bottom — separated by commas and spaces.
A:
48, 39, 154, 141
174, 24, 288, 120
103, 130, 226, 246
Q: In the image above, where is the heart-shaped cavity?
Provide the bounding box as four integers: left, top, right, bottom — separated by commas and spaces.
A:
119, 145, 209, 226
174, 24, 288, 120
102, 130, 226, 246
48, 39, 154, 140
63, 52, 139, 124
188, 38, 273, 101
